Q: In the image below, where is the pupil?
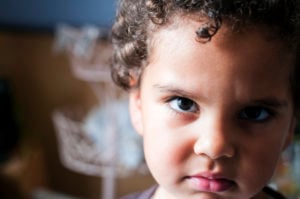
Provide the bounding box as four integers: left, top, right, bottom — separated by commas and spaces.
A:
245, 107, 261, 118
178, 98, 193, 110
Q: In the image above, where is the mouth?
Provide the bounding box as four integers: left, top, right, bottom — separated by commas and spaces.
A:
185, 173, 236, 193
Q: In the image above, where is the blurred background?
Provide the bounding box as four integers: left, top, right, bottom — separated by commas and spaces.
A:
0, 1, 155, 199
0, 1, 298, 199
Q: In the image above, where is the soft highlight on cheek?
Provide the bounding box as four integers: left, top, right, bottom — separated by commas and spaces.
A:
135, 18, 296, 198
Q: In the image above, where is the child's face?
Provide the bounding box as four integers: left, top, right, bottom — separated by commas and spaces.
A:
129, 18, 295, 199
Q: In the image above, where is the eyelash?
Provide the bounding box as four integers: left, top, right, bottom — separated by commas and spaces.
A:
166, 96, 277, 123
238, 106, 276, 122
167, 96, 199, 114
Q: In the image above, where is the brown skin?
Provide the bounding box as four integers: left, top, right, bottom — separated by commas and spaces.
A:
129, 18, 295, 199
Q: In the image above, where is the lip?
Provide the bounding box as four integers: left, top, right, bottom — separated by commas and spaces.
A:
186, 172, 235, 193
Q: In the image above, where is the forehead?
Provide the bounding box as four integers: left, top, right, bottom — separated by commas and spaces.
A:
147, 17, 293, 72
143, 17, 294, 101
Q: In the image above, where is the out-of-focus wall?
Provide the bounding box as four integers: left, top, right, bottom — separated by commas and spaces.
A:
0, 30, 155, 199
0, 0, 115, 30
0, 30, 100, 198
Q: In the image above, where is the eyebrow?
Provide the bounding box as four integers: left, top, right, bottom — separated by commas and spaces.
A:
248, 99, 289, 109
153, 84, 289, 109
153, 84, 204, 101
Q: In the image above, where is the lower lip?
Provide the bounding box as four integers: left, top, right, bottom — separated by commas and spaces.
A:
187, 176, 234, 192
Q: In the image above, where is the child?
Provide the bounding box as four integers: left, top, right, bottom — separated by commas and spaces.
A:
111, 0, 300, 198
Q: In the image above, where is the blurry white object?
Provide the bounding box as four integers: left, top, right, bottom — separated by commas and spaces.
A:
83, 99, 144, 172
54, 24, 100, 58
54, 24, 112, 83
53, 109, 110, 177
52, 101, 146, 177
52, 24, 146, 199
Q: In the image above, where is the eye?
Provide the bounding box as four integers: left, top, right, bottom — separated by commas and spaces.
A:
239, 106, 272, 122
169, 97, 198, 113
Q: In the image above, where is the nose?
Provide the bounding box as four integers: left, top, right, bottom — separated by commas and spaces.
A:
193, 117, 236, 160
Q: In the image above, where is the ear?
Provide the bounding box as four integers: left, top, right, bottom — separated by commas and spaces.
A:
129, 89, 144, 136
282, 117, 296, 151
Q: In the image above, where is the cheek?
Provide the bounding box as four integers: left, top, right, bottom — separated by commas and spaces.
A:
240, 149, 280, 196
142, 114, 192, 177
239, 128, 290, 189
143, 123, 185, 165
243, 141, 281, 175
143, 133, 179, 185
243, 118, 292, 163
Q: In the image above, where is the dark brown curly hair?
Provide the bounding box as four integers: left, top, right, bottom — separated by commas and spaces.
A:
111, 0, 300, 116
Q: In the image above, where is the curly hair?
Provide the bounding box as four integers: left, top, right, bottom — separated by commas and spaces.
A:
111, 0, 300, 115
